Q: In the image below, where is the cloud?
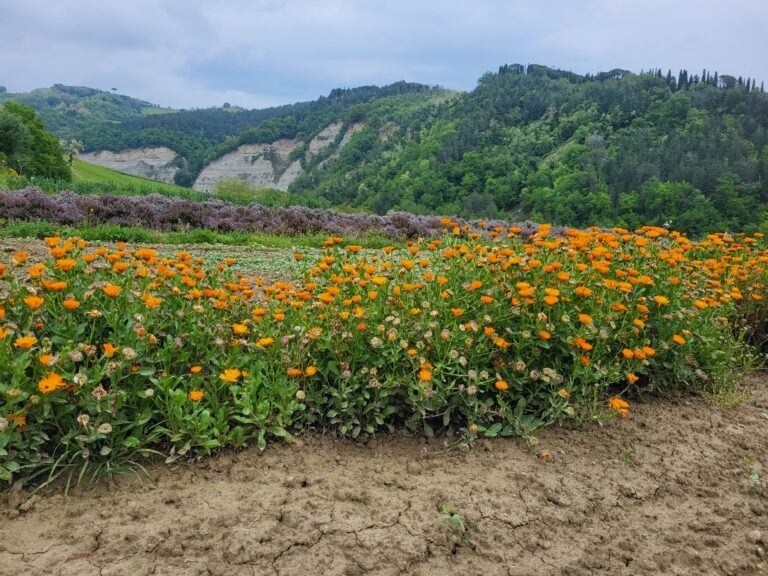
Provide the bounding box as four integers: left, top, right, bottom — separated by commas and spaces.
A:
1, 0, 766, 109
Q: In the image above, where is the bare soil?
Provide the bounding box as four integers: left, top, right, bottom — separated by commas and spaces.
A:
1, 376, 766, 576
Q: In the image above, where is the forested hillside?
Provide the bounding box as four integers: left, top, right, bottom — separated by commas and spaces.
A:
3, 66, 768, 234
289, 66, 768, 233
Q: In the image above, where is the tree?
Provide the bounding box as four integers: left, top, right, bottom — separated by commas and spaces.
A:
0, 102, 71, 179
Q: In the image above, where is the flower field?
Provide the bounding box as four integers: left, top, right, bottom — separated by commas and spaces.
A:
0, 221, 766, 487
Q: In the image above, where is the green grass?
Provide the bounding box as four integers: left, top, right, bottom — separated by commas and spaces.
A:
71, 158, 192, 196
0, 220, 400, 250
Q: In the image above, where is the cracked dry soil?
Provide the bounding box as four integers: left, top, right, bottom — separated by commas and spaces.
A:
1, 377, 767, 576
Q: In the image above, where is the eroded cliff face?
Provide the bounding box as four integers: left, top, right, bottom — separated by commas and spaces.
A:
192, 139, 301, 193
79, 147, 180, 184
82, 122, 365, 193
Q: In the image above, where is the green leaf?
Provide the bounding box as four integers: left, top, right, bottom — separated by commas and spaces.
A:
484, 422, 503, 437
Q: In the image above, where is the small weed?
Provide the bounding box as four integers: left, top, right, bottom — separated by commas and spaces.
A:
441, 503, 471, 545
620, 448, 635, 464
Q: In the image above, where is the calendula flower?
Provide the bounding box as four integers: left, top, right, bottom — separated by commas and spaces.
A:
609, 397, 629, 411
38, 372, 67, 394
190, 366, 203, 374
672, 334, 686, 345
56, 259, 77, 272
495, 380, 509, 391
256, 337, 275, 347
103, 284, 121, 297
188, 390, 204, 402
14, 335, 37, 349
558, 388, 571, 398
24, 295, 44, 310
102, 343, 119, 357
62, 299, 80, 310
232, 323, 249, 335
305, 366, 318, 376
627, 373, 640, 384
287, 368, 302, 377
652, 295, 670, 306
418, 368, 432, 382
219, 368, 242, 383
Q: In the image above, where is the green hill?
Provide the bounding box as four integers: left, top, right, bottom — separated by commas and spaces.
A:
71, 158, 194, 196
5, 67, 768, 233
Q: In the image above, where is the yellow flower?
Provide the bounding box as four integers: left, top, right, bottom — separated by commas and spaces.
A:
219, 368, 242, 383
232, 323, 249, 335
653, 295, 670, 306
305, 366, 318, 376
256, 337, 275, 348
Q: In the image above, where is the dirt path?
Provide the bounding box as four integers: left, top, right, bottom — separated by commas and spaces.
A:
1, 377, 766, 576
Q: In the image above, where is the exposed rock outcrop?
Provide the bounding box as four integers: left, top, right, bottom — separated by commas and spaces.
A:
80, 147, 180, 184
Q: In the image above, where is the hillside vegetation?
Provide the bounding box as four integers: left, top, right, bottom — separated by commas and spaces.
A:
3, 66, 768, 234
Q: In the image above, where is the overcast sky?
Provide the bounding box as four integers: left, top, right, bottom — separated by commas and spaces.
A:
1, 0, 766, 110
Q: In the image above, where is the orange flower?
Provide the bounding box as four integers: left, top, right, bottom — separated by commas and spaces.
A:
190, 366, 203, 374
219, 368, 242, 383
626, 373, 640, 384
27, 263, 46, 278
38, 372, 67, 394
450, 308, 464, 317
56, 258, 77, 272
287, 368, 302, 377
256, 337, 275, 347
24, 295, 44, 310
14, 335, 37, 349
232, 323, 249, 335
558, 388, 571, 398
12, 251, 29, 264
609, 397, 629, 411
578, 313, 593, 325
38, 354, 54, 366
621, 348, 634, 359
538, 330, 551, 340
103, 343, 119, 357
103, 284, 122, 297
418, 368, 432, 382
495, 380, 509, 391
672, 334, 686, 345
188, 389, 204, 402
62, 299, 81, 310
543, 295, 559, 305
305, 366, 318, 376
652, 295, 669, 306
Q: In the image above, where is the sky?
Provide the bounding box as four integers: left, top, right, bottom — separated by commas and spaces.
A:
1, 0, 766, 110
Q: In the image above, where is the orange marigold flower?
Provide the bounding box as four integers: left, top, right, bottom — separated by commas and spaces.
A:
62, 299, 80, 310
38, 354, 54, 366
12, 251, 29, 264
450, 308, 465, 317
305, 366, 318, 376
256, 337, 275, 347
672, 334, 686, 345
14, 335, 38, 349
495, 380, 509, 391
652, 295, 670, 306
643, 346, 656, 357
219, 368, 242, 383
627, 373, 640, 384
558, 388, 571, 398
232, 323, 249, 335
103, 343, 119, 357
190, 366, 203, 374
24, 295, 44, 310
38, 372, 67, 394
418, 368, 432, 382
57, 258, 77, 272
578, 313, 593, 325
103, 284, 122, 297
609, 397, 629, 411
188, 389, 204, 402
543, 295, 559, 305
538, 330, 551, 340
287, 368, 302, 377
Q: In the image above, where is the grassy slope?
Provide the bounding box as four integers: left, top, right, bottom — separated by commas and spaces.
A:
71, 158, 192, 195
